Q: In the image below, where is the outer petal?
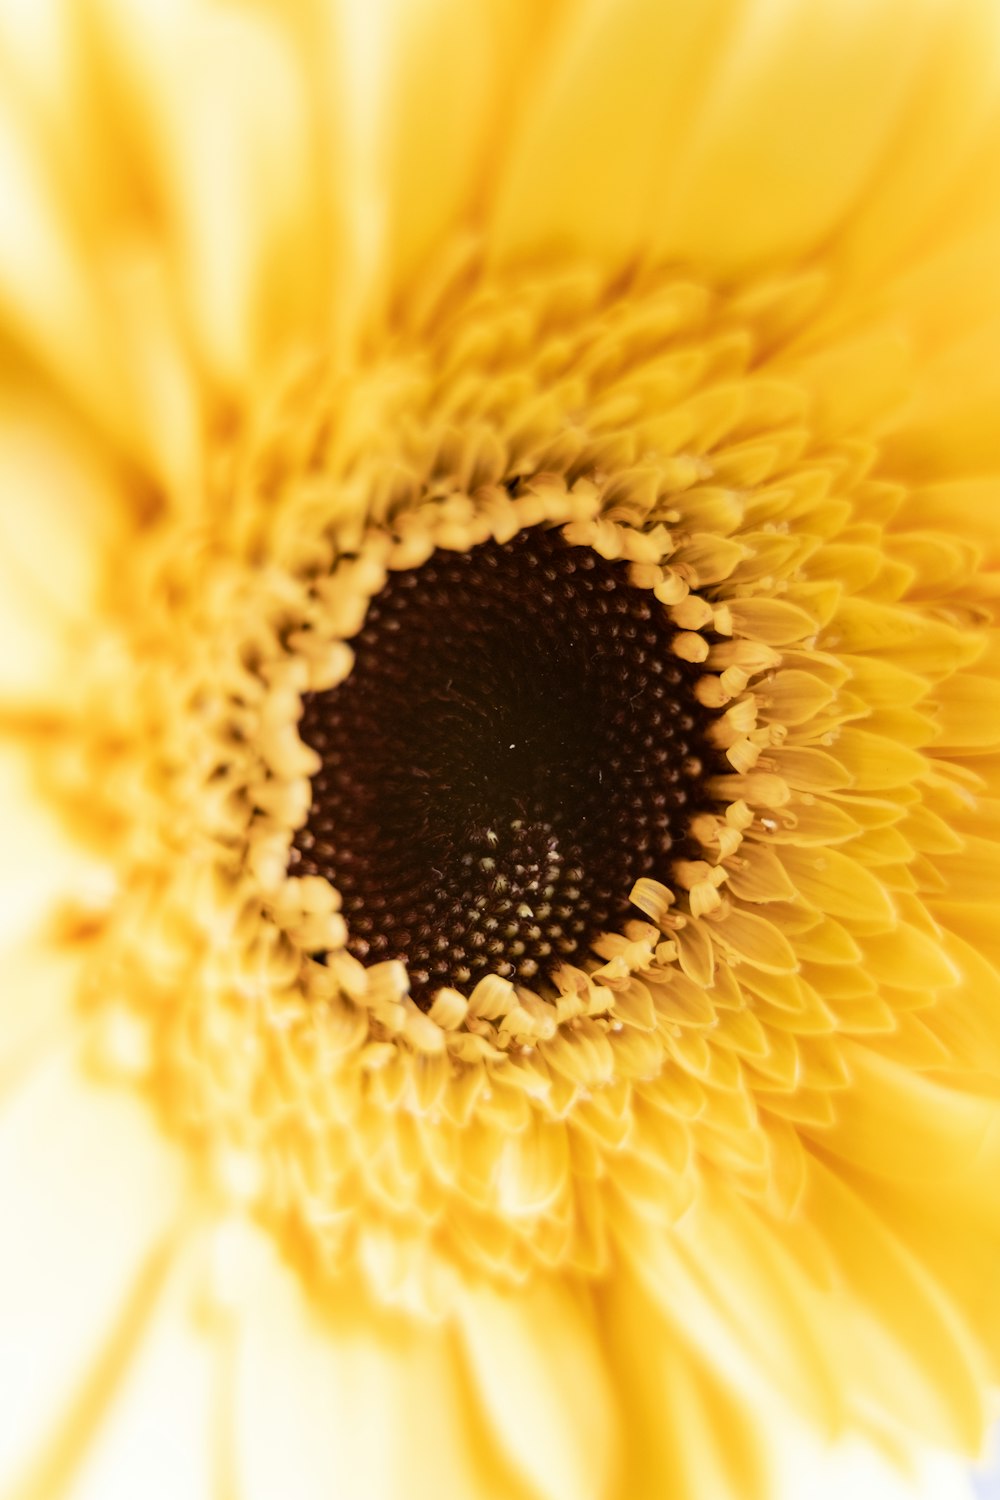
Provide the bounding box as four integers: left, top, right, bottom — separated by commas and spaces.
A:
771, 1427, 985, 1500
818, 1045, 1000, 1385
482, 0, 1000, 481
490, 0, 970, 275
61, 1231, 222, 1500
0, 936, 83, 1101
800, 1156, 988, 1451
601, 1273, 768, 1500
0, 407, 123, 710
0, 1043, 187, 1498
0, 43, 131, 448
0, 745, 107, 954
456, 1277, 620, 1500
233, 1239, 518, 1500
91, 0, 328, 396
322, 0, 567, 315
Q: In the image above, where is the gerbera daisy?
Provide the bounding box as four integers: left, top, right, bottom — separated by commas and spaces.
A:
2, 1, 1000, 1498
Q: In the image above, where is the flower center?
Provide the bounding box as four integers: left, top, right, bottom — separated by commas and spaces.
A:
291, 525, 719, 1002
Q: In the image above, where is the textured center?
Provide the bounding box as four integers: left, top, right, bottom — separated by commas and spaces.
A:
292, 526, 718, 1003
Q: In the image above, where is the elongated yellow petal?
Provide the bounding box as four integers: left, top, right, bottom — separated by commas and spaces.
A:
457, 1279, 618, 1500
62, 1232, 220, 1500
0, 1045, 186, 1497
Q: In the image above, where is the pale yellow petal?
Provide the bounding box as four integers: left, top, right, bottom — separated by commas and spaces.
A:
0, 745, 108, 953
492, 0, 743, 269
363, 0, 554, 298
457, 1277, 619, 1500
909, 476, 1000, 557
652, 0, 945, 272
772, 1424, 986, 1500
780, 845, 896, 926
801, 1158, 986, 1450
601, 1275, 767, 1500
0, 936, 82, 1099
834, 0, 1000, 286
0, 403, 121, 612
816, 1043, 996, 1180
0, 1044, 186, 1497
234, 1239, 515, 1500
94, 0, 326, 392
841, 1095, 1000, 1382
882, 316, 1000, 477
0, 68, 130, 442
493, 0, 959, 276
674, 1188, 843, 1431
62, 1233, 220, 1500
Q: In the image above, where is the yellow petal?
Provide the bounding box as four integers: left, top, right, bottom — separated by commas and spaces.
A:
818, 1043, 997, 1180
801, 1158, 986, 1450
835, 0, 1000, 287
772, 1424, 990, 1500
724, 843, 798, 904
931, 675, 1000, 752
234, 1241, 516, 1500
492, 1, 739, 270
843, 1101, 1000, 1385
710, 905, 799, 974
622, 1198, 841, 1432
0, 74, 132, 442
780, 325, 909, 439
857, 924, 960, 992
902, 478, 1000, 559
0, 403, 129, 719
0, 1042, 186, 1496
0, 744, 108, 952
779, 845, 896, 926
726, 596, 818, 647
767, 745, 850, 793
601, 1275, 768, 1500
366, 0, 544, 299
62, 1231, 219, 1500
0, 936, 82, 1101
96, 0, 326, 391
652, 0, 956, 270
933, 835, 1000, 905
919, 930, 1000, 1078
884, 319, 1000, 477
457, 1277, 618, 1500
494, 1114, 569, 1217
493, 0, 952, 277
759, 669, 836, 727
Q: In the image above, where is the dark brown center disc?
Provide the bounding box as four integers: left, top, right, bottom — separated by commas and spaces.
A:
291, 525, 720, 1004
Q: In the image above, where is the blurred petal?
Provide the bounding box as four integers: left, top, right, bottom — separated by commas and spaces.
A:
0, 936, 82, 1100
0, 65, 130, 445
234, 1239, 515, 1500
602, 1274, 768, 1500
0, 745, 106, 951
457, 1278, 619, 1500
0, 407, 123, 708
772, 1424, 984, 1500
364, 0, 562, 296
62, 1232, 221, 1500
492, 0, 964, 275
801, 1157, 987, 1451
0, 1044, 186, 1498
92, 0, 327, 394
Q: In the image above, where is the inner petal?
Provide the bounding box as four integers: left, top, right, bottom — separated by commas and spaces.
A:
291, 525, 720, 1002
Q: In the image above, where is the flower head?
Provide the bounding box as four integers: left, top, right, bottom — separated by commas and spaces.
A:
3, 2, 1000, 1498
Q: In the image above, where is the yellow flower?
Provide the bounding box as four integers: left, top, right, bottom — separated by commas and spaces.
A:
2, 2, 1000, 1499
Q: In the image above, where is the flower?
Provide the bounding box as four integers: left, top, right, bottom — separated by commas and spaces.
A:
2, 1, 1000, 1498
